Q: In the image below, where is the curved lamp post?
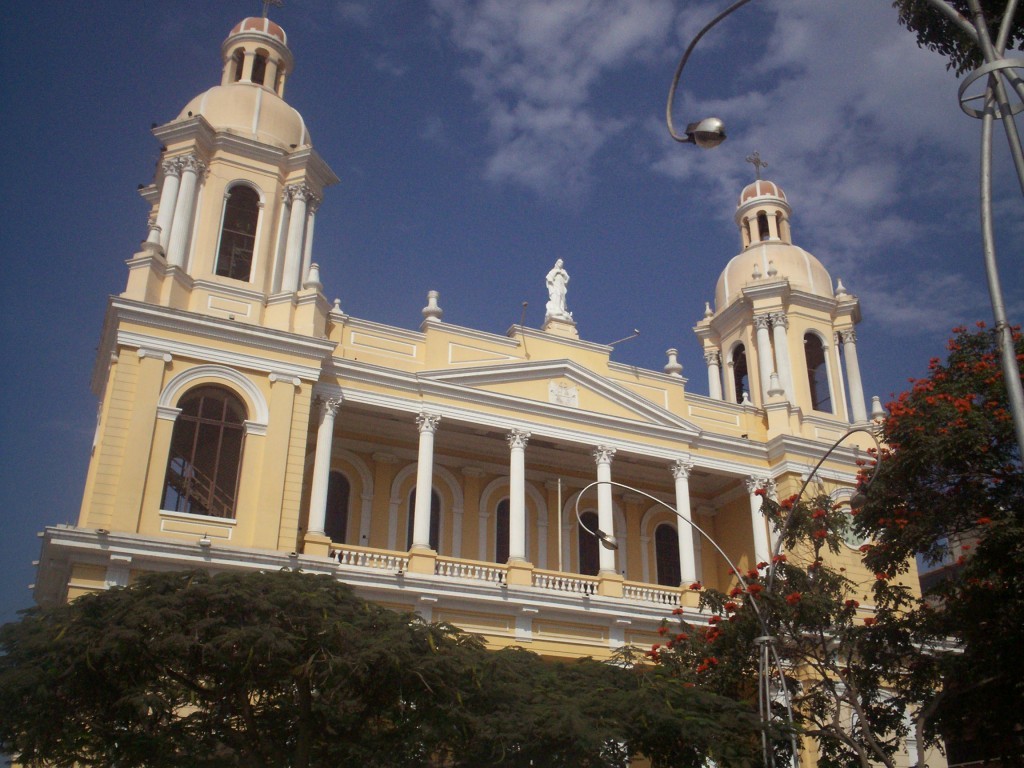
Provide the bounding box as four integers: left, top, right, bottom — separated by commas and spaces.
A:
574, 428, 881, 767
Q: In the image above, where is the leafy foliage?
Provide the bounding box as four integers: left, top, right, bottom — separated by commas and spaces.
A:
0, 569, 758, 768
856, 323, 1024, 764
892, 0, 1024, 75
645, 489, 944, 768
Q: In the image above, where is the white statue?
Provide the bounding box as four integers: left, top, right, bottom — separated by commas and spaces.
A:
545, 258, 571, 321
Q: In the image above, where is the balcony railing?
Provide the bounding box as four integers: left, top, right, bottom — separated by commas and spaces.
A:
329, 544, 690, 608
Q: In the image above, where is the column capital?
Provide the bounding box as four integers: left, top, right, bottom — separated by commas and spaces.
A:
763, 478, 777, 497
506, 428, 531, 450
745, 475, 766, 494
838, 328, 857, 344
753, 314, 772, 330
285, 182, 319, 204
671, 458, 694, 480
769, 311, 788, 329
178, 154, 207, 175
704, 349, 721, 367
592, 445, 616, 465
317, 395, 343, 418
415, 412, 441, 433
161, 157, 183, 177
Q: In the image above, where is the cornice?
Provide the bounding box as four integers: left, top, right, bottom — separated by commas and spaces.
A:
608, 360, 689, 388
96, 298, 335, 384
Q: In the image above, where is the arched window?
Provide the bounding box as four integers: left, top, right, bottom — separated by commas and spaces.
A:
732, 344, 749, 403
579, 510, 600, 576
805, 333, 832, 412
251, 52, 268, 85
216, 186, 259, 281
162, 386, 246, 519
406, 488, 440, 551
495, 498, 510, 563
231, 49, 244, 82
757, 212, 770, 241
655, 523, 681, 587
325, 471, 350, 543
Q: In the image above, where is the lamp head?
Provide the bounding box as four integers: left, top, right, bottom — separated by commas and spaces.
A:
686, 117, 726, 149
596, 529, 619, 551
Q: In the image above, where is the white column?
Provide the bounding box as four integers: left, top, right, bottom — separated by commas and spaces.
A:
704, 350, 723, 400
671, 459, 697, 583
165, 155, 205, 269
281, 184, 310, 292
770, 312, 794, 401
412, 412, 441, 550
506, 429, 530, 562
300, 197, 320, 288
149, 158, 182, 250
840, 329, 868, 423
753, 314, 774, 403
593, 446, 617, 575
307, 396, 342, 537
746, 476, 772, 566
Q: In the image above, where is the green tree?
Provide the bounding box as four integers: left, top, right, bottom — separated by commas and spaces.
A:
856, 323, 1024, 764
892, 0, 1023, 75
0, 569, 760, 768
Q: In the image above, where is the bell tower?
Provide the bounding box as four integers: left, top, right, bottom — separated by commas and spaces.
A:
694, 176, 870, 429
125, 15, 338, 336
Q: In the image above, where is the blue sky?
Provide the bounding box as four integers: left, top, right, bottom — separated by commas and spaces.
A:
2, 1, 1021, 623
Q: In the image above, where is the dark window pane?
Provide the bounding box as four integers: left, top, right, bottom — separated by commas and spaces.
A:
325, 471, 350, 543
215, 186, 259, 281
162, 387, 246, 519
733, 345, 749, 403
655, 524, 681, 587
579, 511, 600, 576
805, 334, 832, 412
495, 498, 510, 563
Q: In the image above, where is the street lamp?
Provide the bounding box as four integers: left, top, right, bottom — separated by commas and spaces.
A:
665, 0, 755, 146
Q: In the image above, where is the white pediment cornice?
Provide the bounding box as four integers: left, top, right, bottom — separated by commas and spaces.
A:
326, 358, 702, 449
417, 359, 700, 434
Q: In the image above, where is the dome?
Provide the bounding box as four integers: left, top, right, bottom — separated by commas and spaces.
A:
739, 179, 787, 206
177, 83, 310, 150
715, 241, 834, 308
228, 17, 288, 46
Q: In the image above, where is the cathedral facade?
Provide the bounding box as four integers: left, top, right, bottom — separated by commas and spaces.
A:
36, 15, 903, 671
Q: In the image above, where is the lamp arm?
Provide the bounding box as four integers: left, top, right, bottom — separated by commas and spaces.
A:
666, 0, 756, 142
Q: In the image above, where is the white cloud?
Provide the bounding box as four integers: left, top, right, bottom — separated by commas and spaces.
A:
430, 0, 676, 198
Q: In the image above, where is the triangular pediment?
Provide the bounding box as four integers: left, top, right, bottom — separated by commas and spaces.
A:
420, 360, 699, 435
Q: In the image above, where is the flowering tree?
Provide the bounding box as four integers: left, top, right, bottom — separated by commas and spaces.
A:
855, 324, 1024, 764
645, 489, 944, 768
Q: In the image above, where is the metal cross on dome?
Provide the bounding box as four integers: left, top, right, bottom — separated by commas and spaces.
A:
262, 0, 284, 18
746, 151, 768, 180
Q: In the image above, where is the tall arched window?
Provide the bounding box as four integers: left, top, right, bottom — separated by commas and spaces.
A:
805, 333, 832, 412
757, 212, 770, 241
655, 523, 681, 587
495, 498, 510, 564
325, 471, 350, 543
162, 386, 246, 519
406, 488, 440, 551
732, 344, 749, 403
215, 186, 260, 281
579, 510, 600, 576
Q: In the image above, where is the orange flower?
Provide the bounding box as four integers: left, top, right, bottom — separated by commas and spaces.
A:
785, 592, 802, 605
689, 582, 703, 591
747, 584, 763, 595
863, 617, 876, 627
